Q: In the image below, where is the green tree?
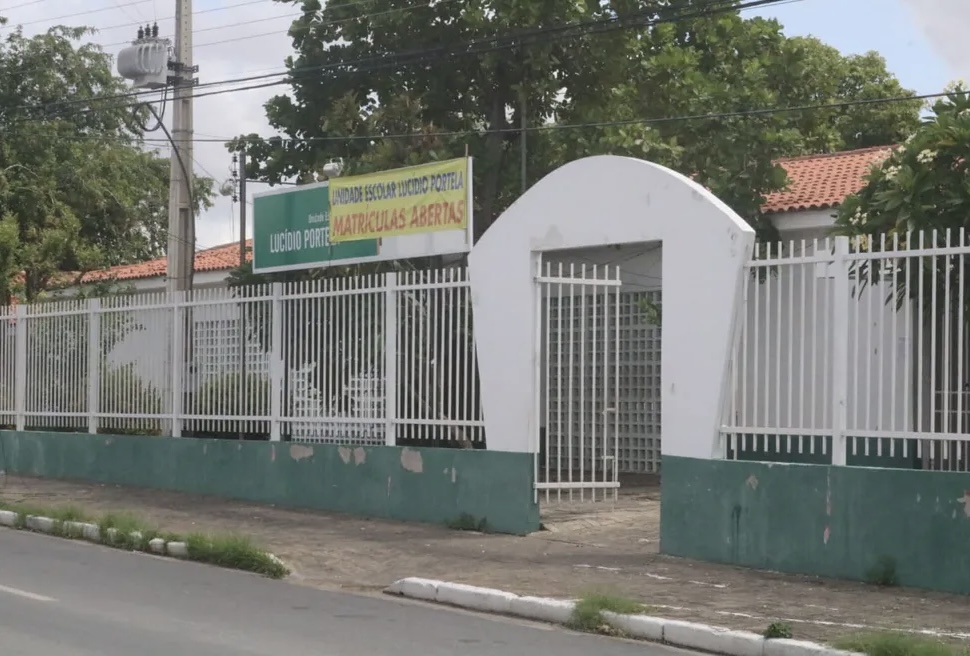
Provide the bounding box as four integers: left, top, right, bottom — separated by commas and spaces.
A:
834, 84, 970, 248
0, 23, 215, 304
230, 0, 920, 239
222, 0, 922, 446
550, 19, 922, 236
833, 82, 970, 314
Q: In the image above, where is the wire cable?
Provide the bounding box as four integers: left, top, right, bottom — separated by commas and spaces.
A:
193, 0, 806, 51
2, 0, 152, 28
4, 0, 420, 34
2, 0, 50, 12
99, 0, 456, 50
9, 0, 773, 115
3, 88, 938, 148
0, 0, 801, 123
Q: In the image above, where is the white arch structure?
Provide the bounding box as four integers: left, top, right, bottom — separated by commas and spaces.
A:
467, 155, 756, 458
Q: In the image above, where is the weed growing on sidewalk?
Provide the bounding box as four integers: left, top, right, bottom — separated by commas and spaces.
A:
864, 556, 898, 587
0, 499, 288, 579
446, 513, 489, 532
185, 532, 288, 578
835, 633, 970, 656
764, 622, 794, 639
568, 593, 650, 634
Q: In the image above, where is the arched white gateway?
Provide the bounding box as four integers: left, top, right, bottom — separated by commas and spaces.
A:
468, 155, 755, 463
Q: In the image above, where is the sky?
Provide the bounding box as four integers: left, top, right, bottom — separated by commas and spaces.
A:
2, 0, 968, 252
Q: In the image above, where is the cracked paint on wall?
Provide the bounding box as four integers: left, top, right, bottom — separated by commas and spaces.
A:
0, 431, 541, 535
400, 448, 423, 473
959, 490, 970, 517
289, 444, 314, 461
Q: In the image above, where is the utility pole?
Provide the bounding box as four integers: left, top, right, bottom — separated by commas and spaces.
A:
238, 151, 247, 269
117, 5, 197, 437
237, 151, 248, 439
116, 7, 196, 291
168, 0, 196, 293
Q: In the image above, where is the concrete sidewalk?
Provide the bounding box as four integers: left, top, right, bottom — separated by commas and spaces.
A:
2, 475, 967, 645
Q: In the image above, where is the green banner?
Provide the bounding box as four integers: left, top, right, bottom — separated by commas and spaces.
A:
252, 182, 379, 273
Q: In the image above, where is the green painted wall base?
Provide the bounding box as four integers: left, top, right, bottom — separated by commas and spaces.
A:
661, 456, 970, 595
0, 431, 540, 535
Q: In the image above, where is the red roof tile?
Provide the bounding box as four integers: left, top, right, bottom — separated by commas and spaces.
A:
763, 145, 894, 214
64, 146, 896, 284
79, 241, 253, 284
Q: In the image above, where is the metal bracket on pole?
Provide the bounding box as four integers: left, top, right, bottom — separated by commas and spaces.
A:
166, 60, 199, 87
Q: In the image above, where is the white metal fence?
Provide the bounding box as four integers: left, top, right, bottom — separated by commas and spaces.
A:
0, 267, 483, 447
536, 260, 623, 502
723, 231, 970, 471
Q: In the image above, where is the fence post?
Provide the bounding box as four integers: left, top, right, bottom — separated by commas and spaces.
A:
170, 292, 184, 437
13, 305, 27, 432
383, 272, 398, 447
831, 236, 850, 465
269, 282, 284, 442
87, 298, 101, 434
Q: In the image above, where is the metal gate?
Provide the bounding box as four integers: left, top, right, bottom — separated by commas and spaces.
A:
534, 258, 622, 503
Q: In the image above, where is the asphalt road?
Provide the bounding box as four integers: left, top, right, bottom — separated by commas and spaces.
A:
0, 529, 693, 655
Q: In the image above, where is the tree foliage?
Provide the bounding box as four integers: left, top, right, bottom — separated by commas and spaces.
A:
835, 85, 970, 243
833, 84, 970, 311
220, 0, 923, 446
0, 24, 215, 304
831, 85, 970, 440
230, 0, 921, 240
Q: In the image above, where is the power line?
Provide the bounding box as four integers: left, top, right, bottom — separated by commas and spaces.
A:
1, 0, 373, 34
1, 0, 151, 28
110, 0, 149, 25
0, 0, 800, 122
192, 0, 808, 52
103, 0, 805, 52
99, 0, 453, 50
101, 11, 299, 46
10, 89, 940, 146
2, 0, 50, 12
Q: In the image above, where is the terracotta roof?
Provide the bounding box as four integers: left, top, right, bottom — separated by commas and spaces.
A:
79, 240, 253, 284
762, 145, 894, 214
61, 146, 895, 285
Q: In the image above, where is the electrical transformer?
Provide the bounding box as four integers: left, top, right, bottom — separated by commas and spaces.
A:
117, 36, 170, 90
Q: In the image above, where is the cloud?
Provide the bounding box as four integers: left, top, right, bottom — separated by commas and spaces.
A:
900, 0, 970, 83
3, 0, 297, 250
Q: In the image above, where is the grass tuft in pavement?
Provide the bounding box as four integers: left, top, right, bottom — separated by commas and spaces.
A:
568, 593, 651, 635
835, 633, 970, 656
0, 498, 288, 579
764, 621, 794, 639
185, 532, 288, 579
445, 512, 489, 532
864, 556, 899, 587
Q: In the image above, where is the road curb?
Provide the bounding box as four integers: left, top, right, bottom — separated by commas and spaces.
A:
0, 512, 285, 576
6, 513, 195, 556
384, 578, 862, 656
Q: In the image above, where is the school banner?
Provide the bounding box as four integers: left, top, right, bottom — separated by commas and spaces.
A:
328, 158, 472, 243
